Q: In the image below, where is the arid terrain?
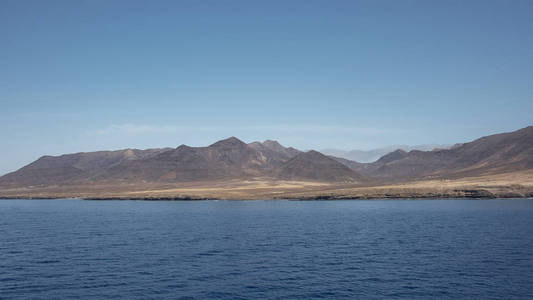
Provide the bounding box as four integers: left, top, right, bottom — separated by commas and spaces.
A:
1, 126, 532, 200
1, 171, 532, 200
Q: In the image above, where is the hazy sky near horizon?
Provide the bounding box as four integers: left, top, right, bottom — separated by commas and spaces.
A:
1, 0, 533, 175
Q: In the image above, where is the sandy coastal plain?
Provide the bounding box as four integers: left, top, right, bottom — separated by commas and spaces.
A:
2, 170, 532, 200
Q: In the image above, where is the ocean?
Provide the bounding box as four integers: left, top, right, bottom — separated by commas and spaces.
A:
1, 199, 532, 299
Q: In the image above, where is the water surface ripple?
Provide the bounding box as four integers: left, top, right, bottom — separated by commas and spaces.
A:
1, 199, 532, 299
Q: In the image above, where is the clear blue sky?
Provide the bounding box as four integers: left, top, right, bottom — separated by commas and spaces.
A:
1, 0, 532, 175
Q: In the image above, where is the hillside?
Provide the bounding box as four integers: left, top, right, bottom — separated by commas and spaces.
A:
338, 126, 533, 180
279, 150, 365, 182
0, 138, 364, 188
320, 144, 448, 163
0, 148, 170, 187
0, 126, 532, 199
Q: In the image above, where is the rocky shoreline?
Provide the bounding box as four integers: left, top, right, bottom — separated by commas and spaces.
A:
2, 188, 532, 201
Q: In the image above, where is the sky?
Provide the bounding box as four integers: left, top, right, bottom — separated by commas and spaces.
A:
1, 0, 533, 175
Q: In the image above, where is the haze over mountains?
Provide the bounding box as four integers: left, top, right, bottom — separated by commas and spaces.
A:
335, 126, 533, 180
320, 144, 450, 163
0, 126, 532, 193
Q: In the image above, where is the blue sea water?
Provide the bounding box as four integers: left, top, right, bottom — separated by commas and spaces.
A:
1, 199, 532, 299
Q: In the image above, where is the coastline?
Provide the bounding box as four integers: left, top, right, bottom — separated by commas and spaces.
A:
1, 197, 532, 201
1, 192, 532, 201
2, 171, 532, 201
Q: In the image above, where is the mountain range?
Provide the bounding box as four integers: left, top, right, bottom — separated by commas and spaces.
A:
0, 126, 532, 198
332, 126, 533, 180
0, 137, 363, 188
320, 144, 450, 163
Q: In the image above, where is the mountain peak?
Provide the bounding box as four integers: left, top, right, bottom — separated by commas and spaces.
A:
302, 150, 327, 158
376, 149, 408, 164
280, 150, 364, 182
256, 139, 301, 159
263, 139, 281, 146
210, 136, 246, 148
262, 140, 284, 150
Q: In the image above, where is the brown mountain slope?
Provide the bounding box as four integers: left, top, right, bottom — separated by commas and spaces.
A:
278, 150, 365, 182
248, 140, 301, 165
340, 126, 533, 180
99, 137, 278, 182
0, 148, 171, 188
0, 137, 367, 187
1, 126, 531, 189
261, 140, 301, 158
